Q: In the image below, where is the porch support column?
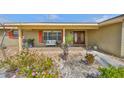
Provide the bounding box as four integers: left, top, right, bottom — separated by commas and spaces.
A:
85, 30, 88, 48
18, 29, 23, 52
63, 28, 65, 44
121, 21, 124, 57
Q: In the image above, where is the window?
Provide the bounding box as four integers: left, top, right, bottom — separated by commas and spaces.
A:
43, 31, 62, 42
44, 32, 47, 41
13, 31, 18, 38
57, 32, 61, 41
7, 30, 19, 39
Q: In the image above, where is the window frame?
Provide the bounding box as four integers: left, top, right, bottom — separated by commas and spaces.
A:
43, 31, 62, 42
12, 30, 19, 39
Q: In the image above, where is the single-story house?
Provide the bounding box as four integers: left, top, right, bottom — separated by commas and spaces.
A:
0, 15, 124, 57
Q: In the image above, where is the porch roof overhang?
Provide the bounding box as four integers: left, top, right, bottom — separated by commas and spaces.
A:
0, 22, 99, 30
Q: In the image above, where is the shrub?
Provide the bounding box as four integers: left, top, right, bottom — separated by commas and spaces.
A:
0, 51, 60, 78
65, 32, 73, 45
60, 32, 73, 61
98, 66, 124, 78
26, 39, 34, 48
85, 53, 95, 64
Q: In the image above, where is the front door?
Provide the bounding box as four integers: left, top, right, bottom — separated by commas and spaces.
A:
73, 31, 85, 44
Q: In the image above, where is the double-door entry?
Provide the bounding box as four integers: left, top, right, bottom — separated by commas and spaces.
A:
73, 31, 85, 44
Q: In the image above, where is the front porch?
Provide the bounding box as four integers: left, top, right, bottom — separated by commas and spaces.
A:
18, 29, 88, 51
12, 23, 98, 52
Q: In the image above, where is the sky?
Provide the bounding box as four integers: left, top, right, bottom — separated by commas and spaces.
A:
0, 14, 121, 23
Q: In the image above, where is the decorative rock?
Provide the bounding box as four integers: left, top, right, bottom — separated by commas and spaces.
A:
59, 54, 102, 78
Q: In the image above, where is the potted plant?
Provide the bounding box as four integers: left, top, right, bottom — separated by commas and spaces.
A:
85, 53, 95, 65
26, 39, 34, 48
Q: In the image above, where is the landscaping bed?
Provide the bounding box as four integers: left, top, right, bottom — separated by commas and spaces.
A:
58, 54, 102, 78
0, 49, 103, 78
0, 51, 60, 78
0, 47, 124, 78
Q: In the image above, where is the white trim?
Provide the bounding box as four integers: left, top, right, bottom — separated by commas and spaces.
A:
63, 28, 65, 44
43, 31, 62, 41
43, 30, 61, 32
99, 16, 124, 26
0, 27, 18, 29
3, 23, 98, 26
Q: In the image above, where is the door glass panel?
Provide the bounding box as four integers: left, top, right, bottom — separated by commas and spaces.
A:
74, 33, 77, 42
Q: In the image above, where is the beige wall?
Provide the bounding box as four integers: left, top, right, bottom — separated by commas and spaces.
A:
87, 22, 122, 57
0, 30, 40, 47
23, 30, 40, 47
121, 21, 124, 57
0, 30, 18, 46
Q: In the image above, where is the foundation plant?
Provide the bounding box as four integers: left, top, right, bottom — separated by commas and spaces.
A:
98, 65, 124, 78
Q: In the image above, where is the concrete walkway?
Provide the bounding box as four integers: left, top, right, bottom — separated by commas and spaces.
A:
90, 51, 124, 67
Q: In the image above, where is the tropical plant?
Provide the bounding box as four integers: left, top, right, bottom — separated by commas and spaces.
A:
0, 51, 60, 78
98, 66, 124, 78
65, 32, 73, 45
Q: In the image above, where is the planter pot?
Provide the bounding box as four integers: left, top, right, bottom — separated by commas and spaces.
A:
29, 44, 33, 48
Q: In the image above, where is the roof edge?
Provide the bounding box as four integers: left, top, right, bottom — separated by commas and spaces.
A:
99, 14, 124, 26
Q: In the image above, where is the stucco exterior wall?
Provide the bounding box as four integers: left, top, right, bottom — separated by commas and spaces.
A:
87, 22, 122, 57
121, 21, 124, 57
0, 30, 18, 46
23, 30, 40, 47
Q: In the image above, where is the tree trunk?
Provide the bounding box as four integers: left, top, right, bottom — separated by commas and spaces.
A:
0, 31, 7, 60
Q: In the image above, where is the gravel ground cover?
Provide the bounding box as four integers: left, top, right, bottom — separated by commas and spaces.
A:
57, 54, 102, 78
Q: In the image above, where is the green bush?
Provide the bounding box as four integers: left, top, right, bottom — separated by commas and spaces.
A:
25, 39, 34, 48
98, 66, 124, 78
65, 32, 73, 45
0, 51, 60, 78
